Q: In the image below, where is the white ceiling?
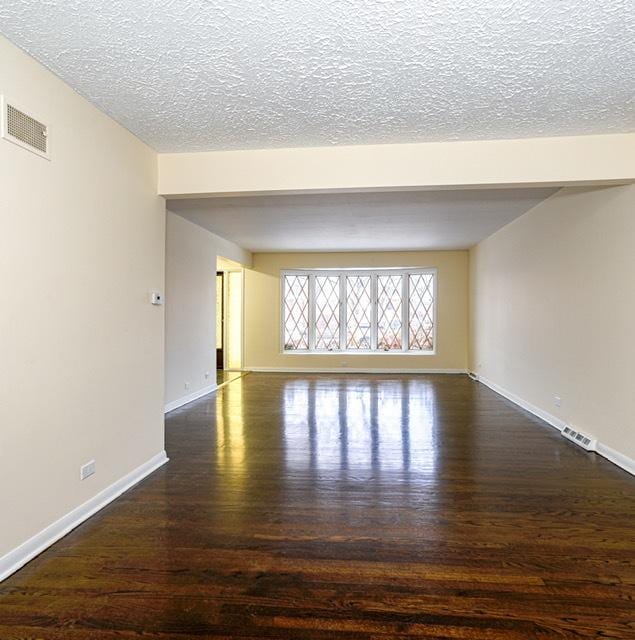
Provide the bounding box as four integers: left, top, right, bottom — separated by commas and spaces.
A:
168, 188, 558, 252
1, 1, 633, 152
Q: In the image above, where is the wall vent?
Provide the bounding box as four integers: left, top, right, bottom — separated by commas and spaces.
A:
561, 425, 597, 452
1, 96, 50, 159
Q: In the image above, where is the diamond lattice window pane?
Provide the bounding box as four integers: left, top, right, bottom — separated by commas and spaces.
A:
409, 273, 434, 351
283, 275, 309, 350
377, 275, 403, 350
315, 275, 340, 350
346, 275, 371, 349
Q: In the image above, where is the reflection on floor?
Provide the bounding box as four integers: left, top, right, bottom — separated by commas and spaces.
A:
216, 369, 244, 386
1, 373, 634, 638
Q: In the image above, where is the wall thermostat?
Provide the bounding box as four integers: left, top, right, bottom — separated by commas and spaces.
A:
150, 291, 164, 305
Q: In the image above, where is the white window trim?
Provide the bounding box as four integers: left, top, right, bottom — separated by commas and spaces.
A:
281, 268, 437, 356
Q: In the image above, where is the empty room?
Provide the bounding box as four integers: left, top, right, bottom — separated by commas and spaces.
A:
1, 1, 634, 638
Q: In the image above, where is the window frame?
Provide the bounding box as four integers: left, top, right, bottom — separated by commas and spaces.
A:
280, 267, 437, 355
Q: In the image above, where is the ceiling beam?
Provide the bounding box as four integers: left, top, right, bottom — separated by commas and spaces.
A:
158, 133, 635, 198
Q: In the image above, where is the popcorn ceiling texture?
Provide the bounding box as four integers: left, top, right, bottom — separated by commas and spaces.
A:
1, 0, 633, 152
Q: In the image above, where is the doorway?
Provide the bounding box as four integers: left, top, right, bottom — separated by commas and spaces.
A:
216, 259, 245, 386
216, 272, 224, 369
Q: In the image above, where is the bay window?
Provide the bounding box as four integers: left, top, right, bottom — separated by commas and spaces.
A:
282, 268, 435, 353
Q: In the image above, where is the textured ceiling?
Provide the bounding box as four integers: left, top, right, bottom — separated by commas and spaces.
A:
1, 1, 633, 152
168, 188, 558, 252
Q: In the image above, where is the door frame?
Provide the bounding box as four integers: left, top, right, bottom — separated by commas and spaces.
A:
216, 271, 224, 370
217, 268, 245, 372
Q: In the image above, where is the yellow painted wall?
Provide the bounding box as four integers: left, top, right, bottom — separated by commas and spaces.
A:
470, 185, 635, 461
244, 251, 468, 371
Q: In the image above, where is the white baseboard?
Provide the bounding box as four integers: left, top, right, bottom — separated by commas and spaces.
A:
476, 375, 633, 476
476, 375, 566, 431
164, 383, 217, 413
0, 450, 168, 583
246, 367, 467, 374
596, 442, 635, 476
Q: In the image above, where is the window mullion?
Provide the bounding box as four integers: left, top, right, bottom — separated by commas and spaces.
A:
308, 274, 316, 351
280, 275, 286, 352
339, 274, 346, 350
371, 274, 378, 351
281, 268, 434, 354
402, 273, 409, 352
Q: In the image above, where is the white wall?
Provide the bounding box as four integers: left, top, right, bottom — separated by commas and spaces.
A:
165, 211, 251, 407
0, 35, 166, 561
470, 185, 635, 464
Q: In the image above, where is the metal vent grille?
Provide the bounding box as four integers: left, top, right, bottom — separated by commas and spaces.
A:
7, 104, 47, 152
1, 97, 49, 158
562, 425, 596, 451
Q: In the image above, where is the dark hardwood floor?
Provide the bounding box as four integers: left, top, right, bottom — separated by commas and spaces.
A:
216, 369, 244, 386
1, 373, 634, 638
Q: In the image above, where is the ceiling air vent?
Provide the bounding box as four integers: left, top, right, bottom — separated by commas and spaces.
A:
1, 96, 50, 159
561, 425, 597, 452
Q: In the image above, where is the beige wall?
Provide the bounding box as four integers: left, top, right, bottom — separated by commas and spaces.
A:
165, 211, 251, 405
0, 36, 165, 558
244, 251, 468, 371
470, 185, 635, 460
158, 133, 635, 197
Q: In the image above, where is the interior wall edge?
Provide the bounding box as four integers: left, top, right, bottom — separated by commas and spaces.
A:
166, 209, 252, 268
595, 442, 635, 477
164, 384, 218, 413
474, 374, 634, 477
468, 185, 635, 472
245, 367, 467, 374
0, 451, 168, 584
475, 374, 566, 431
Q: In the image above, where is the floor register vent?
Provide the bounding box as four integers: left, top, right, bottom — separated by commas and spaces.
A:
1, 95, 50, 159
561, 425, 597, 452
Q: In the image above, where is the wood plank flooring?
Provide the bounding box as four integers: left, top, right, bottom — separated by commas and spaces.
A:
216, 369, 244, 386
1, 373, 634, 638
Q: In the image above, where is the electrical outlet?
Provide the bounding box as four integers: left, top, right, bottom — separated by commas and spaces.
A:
341, 361, 348, 367
184, 381, 190, 390
204, 371, 211, 379
554, 396, 562, 407
80, 460, 95, 481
